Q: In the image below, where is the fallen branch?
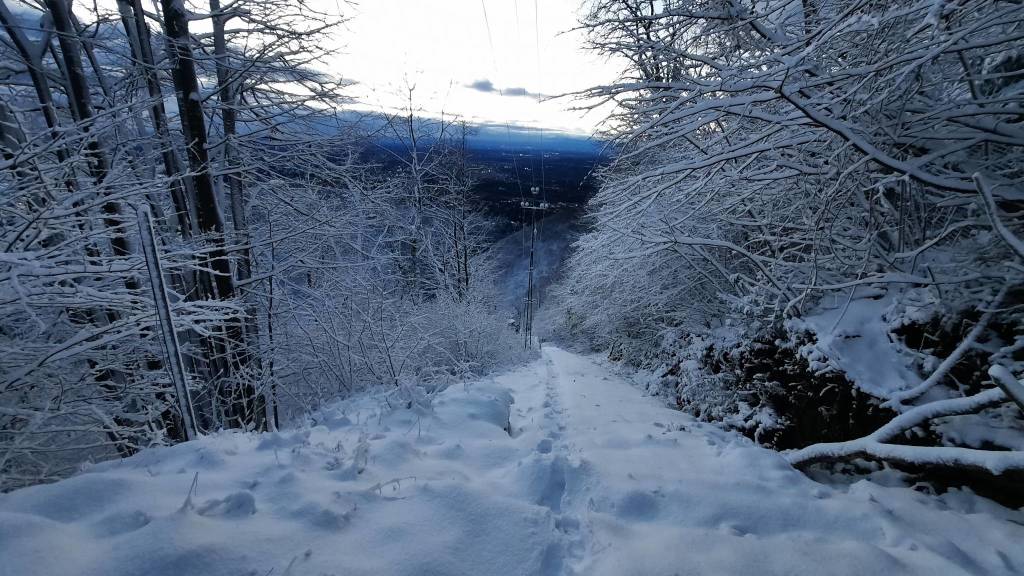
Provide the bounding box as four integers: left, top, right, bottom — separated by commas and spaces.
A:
787, 387, 1024, 475
788, 441, 1024, 476
989, 365, 1024, 413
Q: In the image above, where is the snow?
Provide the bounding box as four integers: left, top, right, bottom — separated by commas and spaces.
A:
991, 365, 1024, 411
2, 347, 1022, 576
934, 403, 1024, 451
791, 289, 923, 398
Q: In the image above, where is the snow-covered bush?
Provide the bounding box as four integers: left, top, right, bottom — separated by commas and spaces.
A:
249, 116, 530, 422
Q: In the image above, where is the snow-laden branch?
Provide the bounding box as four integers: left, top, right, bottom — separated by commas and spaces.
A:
788, 439, 1024, 475
788, 386, 1021, 474
974, 173, 1024, 259
884, 287, 1007, 408
989, 366, 1024, 413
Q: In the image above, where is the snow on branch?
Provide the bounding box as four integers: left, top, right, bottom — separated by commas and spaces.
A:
884, 287, 1007, 408
788, 440, 1024, 476
974, 173, 1024, 260
989, 366, 1024, 414
788, 387, 1021, 474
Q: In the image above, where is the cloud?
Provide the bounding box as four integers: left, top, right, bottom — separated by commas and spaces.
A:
467, 79, 496, 93
465, 79, 543, 99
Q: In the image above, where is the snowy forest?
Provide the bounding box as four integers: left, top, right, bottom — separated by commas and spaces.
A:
1, 0, 1023, 574
0, 0, 525, 488
555, 0, 1024, 489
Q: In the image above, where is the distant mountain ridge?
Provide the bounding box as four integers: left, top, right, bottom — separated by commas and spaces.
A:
333, 110, 614, 157
464, 124, 611, 156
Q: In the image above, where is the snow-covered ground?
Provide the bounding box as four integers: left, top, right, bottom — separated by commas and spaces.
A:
1, 347, 1021, 576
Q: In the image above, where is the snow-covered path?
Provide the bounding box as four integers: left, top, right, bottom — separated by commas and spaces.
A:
536, 348, 1023, 575
2, 347, 1022, 576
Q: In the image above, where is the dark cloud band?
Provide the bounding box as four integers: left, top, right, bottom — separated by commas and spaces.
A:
465, 79, 543, 99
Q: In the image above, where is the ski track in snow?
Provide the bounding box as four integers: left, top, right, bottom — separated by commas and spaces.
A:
2, 346, 1023, 576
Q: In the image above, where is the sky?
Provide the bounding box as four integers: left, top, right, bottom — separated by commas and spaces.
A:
320, 0, 622, 136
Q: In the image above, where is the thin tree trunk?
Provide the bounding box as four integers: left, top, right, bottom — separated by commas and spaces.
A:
45, 0, 135, 267
209, 0, 261, 377
118, 0, 196, 241
0, 1, 72, 175
209, 0, 249, 280
160, 0, 264, 431
138, 205, 199, 439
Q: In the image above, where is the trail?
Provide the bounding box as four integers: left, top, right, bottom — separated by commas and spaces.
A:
1, 347, 1022, 576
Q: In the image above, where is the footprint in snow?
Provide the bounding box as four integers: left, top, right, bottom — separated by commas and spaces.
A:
197, 490, 257, 518
437, 442, 465, 460
290, 501, 351, 531
539, 542, 565, 576
615, 489, 661, 521
554, 514, 580, 534
90, 510, 151, 537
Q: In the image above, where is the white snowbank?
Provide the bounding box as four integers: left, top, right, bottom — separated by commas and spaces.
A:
1, 347, 1021, 576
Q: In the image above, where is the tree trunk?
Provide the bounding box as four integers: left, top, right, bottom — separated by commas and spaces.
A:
209, 0, 261, 378
160, 0, 264, 431
117, 0, 196, 241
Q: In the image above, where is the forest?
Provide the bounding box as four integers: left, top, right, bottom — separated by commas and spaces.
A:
0, 0, 1022, 574
0, 0, 526, 489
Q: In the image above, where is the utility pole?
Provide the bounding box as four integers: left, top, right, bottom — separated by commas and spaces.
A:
137, 205, 199, 440
521, 186, 548, 350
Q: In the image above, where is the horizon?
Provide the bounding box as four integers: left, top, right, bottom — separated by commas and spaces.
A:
350, 113, 615, 156
318, 0, 622, 136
